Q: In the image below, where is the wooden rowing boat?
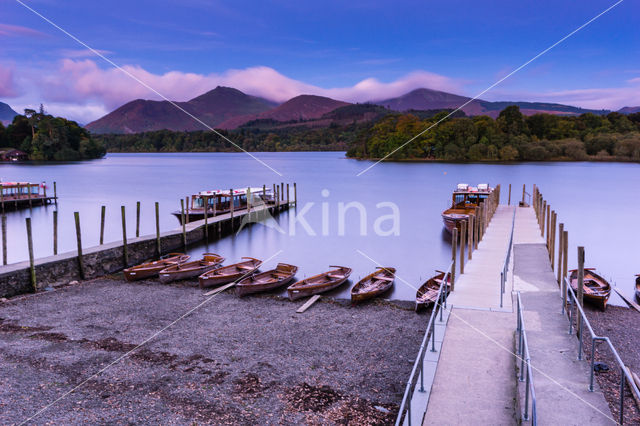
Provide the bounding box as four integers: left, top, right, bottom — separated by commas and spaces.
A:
123, 253, 190, 281
568, 268, 611, 311
198, 257, 262, 289
635, 274, 640, 302
236, 263, 298, 297
415, 270, 451, 311
158, 253, 225, 284
350, 267, 396, 303
287, 266, 352, 301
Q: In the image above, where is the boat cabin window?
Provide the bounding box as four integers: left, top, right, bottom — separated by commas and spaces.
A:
454, 194, 465, 205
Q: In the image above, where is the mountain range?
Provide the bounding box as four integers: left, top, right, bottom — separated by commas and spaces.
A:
85, 87, 617, 134
1, 87, 635, 134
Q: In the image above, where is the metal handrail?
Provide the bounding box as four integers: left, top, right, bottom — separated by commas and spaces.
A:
516, 292, 537, 425
395, 261, 453, 426
499, 208, 517, 307
562, 278, 640, 424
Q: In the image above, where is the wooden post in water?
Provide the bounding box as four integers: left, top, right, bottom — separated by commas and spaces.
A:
155, 202, 161, 256
460, 221, 466, 275
557, 223, 564, 285
204, 196, 209, 240
562, 230, 568, 309
26, 218, 36, 292
275, 186, 280, 211
451, 228, 458, 291
577, 246, 585, 332
185, 196, 190, 224
1, 215, 6, 265
100, 206, 106, 245
508, 184, 511, 205
541, 201, 546, 236
229, 188, 234, 229
294, 182, 297, 206
280, 182, 284, 202
468, 215, 474, 260
550, 211, 556, 264
136, 201, 141, 238
521, 184, 525, 205
287, 183, 290, 206
180, 199, 187, 248
54, 181, 57, 204
545, 205, 551, 249
121, 206, 128, 267
53, 210, 58, 255
74, 212, 85, 279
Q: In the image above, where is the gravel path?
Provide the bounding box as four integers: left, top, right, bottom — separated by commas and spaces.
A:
584, 304, 640, 424
0, 277, 425, 425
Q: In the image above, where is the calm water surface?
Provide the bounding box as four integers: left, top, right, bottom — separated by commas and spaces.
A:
2, 153, 638, 304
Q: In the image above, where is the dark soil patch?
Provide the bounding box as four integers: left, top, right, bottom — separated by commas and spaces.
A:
284, 383, 344, 412
233, 373, 267, 396
29, 332, 68, 342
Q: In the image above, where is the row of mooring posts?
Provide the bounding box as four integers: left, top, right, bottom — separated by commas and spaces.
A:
449, 184, 501, 290
4, 182, 297, 294
532, 186, 575, 319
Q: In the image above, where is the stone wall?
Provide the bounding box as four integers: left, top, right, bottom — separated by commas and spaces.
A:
0, 205, 288, 298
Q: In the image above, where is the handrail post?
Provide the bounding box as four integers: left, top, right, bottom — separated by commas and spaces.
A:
524, 360, 530, 420
589, 339, 596, 392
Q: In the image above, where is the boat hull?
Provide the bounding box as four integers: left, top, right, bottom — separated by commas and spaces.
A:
441, 213, 469, 234
287, 267, 352, 301
198, 258, 262, 289
159, 263, 220, 284
568, 269, 611, 311
123, 254, 190, 281
350, 267, 395, 303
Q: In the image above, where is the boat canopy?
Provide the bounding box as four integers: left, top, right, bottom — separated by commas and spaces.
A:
197, 187, 268, 197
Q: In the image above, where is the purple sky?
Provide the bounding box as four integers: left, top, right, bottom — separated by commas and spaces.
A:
1, 0, 638, 122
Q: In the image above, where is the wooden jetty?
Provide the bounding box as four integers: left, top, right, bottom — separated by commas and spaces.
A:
1, 181, 57, 211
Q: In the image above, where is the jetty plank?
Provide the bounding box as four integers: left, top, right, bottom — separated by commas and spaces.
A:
296, 294, 321, 313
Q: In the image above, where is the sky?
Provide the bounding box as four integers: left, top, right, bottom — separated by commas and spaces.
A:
0, 0, 639, 123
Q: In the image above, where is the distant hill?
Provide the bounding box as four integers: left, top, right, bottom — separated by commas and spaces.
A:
0, 102, 18, 125
85, 86, 277, 134
217, 94, 350, 129
619, 106, 640, 114
87, 86, 616, 134
373, 88, 609, 118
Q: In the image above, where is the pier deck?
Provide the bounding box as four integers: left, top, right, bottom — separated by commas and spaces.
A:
421, 205, 612, 425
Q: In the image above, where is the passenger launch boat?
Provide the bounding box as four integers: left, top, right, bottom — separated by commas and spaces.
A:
123, 253, 190, 281
350, 267, 395, 303
441, 183, 493, 233
198, 257, 262, 289
568, 268, 612, 311
287, 266, 352, 301
172, 187, 274, 224
415, 270, 451, 311
158, 253, 225, 284
236, 263, 299, 296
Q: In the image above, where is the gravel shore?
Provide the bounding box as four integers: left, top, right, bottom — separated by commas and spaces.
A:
584, 304, 640, 424
0, 277, 425, 425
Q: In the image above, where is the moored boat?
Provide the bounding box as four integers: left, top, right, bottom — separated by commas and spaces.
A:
441, 183, 493, 233
635, 274, 640, 302
350, 267, 396, 303
198, 257, 262, 289
172, 187, 274, 224
158, 253, 225, 284
568, 268, 612, 311
287, 266, 352, 301
123, 253, 190, 281
415, 270, 451, 311
236, 263, 298, 297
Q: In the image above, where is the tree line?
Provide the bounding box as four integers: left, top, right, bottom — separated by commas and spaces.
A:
0, 106, 106, 161
346, 106, 640, 161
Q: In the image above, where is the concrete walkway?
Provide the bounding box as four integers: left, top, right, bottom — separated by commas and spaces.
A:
513, 208, 613, 425
424, 206, 518, 425
420, 206, 613, 425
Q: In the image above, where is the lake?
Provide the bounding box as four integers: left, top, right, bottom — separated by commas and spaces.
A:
1, 152, 638, 304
